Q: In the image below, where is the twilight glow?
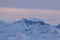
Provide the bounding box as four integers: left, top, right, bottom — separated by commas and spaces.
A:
0, 7, 60, 25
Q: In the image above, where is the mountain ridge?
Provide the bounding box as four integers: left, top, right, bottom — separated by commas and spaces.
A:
0, 18, 60, 40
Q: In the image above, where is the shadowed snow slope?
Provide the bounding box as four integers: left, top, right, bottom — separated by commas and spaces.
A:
0, 18, 60, 40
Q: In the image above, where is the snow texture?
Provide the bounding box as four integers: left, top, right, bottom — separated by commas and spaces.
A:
0, 18, 60, 40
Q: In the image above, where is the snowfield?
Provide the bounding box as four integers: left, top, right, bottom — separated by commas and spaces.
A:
0, 18, 60, 40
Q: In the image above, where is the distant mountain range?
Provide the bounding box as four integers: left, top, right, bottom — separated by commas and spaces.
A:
0, 18, 60, 40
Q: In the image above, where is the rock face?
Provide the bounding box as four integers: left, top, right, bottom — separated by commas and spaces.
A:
56, 24, 60, 29
0, 18, 60, 40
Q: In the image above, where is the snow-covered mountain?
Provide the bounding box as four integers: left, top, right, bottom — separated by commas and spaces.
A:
0, 18, 60, 40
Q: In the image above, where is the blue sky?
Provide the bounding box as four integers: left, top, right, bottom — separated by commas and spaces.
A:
0, 0, 60, 9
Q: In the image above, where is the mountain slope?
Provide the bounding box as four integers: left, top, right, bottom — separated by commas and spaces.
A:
0, 18, 60, 40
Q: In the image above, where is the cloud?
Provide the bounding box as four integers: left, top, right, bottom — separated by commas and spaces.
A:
0, 7, 60, 14
0, 7, 60, 25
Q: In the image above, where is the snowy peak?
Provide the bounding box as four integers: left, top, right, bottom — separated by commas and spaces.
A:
56, 24, 60, 29
0, 18, 60, 40
10, 18, 56, 34
19, 18, 47, 25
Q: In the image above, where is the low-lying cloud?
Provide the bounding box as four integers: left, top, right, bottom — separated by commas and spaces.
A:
0, 7, 60, 14
0, 7, 60, 25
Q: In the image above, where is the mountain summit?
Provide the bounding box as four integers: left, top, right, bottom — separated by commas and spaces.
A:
0, 18, 60, 40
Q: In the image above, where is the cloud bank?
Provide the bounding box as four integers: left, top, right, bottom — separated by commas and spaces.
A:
0, 7, 60, 25
0, 7, 60, 14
